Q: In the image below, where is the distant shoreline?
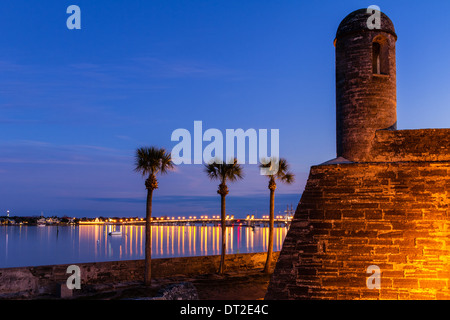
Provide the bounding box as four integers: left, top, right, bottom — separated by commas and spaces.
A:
1, 214, 293, 227
0, 215, 141, 226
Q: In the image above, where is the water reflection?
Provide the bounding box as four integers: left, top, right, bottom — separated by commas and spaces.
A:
0, 224, 287, 268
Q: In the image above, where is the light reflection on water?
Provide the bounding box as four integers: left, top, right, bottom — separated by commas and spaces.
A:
0, 225, 287, 268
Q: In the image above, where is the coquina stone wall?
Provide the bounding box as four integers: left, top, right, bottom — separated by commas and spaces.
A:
266, 162, 450, 300
0, 252, 279, 299
370, 129, 450, 162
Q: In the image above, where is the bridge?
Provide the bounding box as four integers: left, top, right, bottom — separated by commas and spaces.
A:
79, 205, 296, 228
149, 214, 293, 227
80, 214, 294, 228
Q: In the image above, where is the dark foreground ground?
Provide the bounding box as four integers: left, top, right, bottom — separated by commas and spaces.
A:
57, 269, 272, 300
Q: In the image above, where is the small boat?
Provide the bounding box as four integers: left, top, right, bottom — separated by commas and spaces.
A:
37, 224, 46, 227
107, 224, 122, 236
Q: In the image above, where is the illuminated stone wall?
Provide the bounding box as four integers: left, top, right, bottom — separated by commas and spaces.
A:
370, 129, 450, 162
266, 162, 450, 300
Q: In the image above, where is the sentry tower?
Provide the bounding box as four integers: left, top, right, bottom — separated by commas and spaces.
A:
335, 8, 397, 162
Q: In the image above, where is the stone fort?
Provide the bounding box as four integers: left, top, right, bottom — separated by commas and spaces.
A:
266, 8, 450, 300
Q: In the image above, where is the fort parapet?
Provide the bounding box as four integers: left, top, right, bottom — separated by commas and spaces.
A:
0, 252, 279, 299
371, 129, 450, 162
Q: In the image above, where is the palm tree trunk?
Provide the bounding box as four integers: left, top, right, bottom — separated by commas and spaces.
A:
219, 192, 226, 274
144, 187, 153, 286
264, 183, 276, 273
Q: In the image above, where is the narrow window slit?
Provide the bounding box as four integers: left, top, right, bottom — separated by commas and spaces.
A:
372, 38, 389, 75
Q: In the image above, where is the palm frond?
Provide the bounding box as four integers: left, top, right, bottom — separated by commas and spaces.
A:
135, 146, 174, 177
204, 161, 221, 181
204, 157, 244, 183
159, 148, 175, 175
281, 172, 295, 184
259, 157, 295, 184
225, 158, 244, 182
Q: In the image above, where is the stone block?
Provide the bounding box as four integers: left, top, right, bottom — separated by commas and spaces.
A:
59, 283, 73, 299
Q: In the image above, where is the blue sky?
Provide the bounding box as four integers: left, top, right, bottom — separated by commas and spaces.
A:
1, 1, 450, 218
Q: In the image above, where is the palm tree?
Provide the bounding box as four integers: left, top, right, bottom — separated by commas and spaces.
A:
260, 157, 294, 274
204, 158, 243, 274
135, 146, 174, 286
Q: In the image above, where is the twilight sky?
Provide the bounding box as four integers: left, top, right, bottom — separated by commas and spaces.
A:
1, 1, 450, 218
